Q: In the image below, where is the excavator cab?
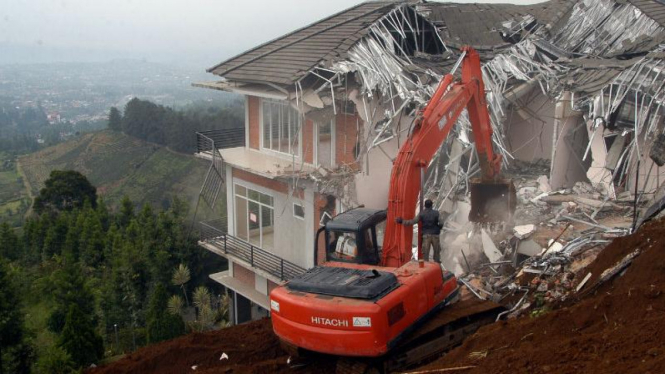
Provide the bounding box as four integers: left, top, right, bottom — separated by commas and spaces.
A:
319, 208, 387, 265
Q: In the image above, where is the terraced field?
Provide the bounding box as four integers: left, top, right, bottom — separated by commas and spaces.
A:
0, 153, 31, 226
18, 131, 213, 212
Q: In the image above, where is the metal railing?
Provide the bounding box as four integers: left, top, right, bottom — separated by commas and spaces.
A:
196, 128, 245, 154
199, 220, 306, 281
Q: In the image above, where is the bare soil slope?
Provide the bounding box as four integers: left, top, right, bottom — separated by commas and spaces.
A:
422, 218, 665, 374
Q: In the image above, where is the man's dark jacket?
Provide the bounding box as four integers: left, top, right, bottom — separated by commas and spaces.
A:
404, 208, 443, 235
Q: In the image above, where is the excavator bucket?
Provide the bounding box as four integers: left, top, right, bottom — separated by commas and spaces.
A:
468, 178, 516, 223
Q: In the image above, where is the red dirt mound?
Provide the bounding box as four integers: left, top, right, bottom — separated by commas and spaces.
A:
420, 218, 665, 374
88, 319, 284, 374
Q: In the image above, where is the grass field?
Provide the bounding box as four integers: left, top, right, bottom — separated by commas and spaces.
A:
17, 130, 221, 216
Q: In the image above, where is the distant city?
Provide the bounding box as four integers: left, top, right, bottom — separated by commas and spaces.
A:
0, 59, 222, 126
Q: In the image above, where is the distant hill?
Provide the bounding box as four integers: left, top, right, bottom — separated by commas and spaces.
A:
18, 130, 214, 212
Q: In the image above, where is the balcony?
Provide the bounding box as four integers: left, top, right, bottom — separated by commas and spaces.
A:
196, 128, 245, 154
199, 219, 306, 282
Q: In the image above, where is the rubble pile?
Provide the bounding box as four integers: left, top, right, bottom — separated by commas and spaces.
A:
421, 217, 665, 374
457, 167, 637, 318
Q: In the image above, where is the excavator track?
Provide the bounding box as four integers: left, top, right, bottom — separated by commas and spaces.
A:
331, 298, 503, 374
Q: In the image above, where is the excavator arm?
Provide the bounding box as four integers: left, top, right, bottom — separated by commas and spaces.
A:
381, 47, 511, 268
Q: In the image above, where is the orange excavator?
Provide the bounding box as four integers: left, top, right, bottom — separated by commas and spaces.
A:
270, 47, 515, 370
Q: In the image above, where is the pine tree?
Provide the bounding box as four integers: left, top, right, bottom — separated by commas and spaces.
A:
146, 284, 185, 344
34, 345, 75, 374
58, 304, 103, 368
96, 198, 110, 231
0, 223, 19, 261
79, 211, 105, 268
118, 196, 134, 228
108, 107, 122, 132
42, 213, 69, 261
0, 258, 26, 373
48, 258, 95, 333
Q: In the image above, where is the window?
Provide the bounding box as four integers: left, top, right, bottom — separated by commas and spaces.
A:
234, 184, 274, 250
316, 120, 334, 168
262, 99, 301, 156
293, 203, 305, 219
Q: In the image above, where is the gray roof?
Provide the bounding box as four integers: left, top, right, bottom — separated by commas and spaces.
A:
207, 0, 662, 88
207, 0, 577, 86
425, 0, 576, 50
207, 1, 398, 86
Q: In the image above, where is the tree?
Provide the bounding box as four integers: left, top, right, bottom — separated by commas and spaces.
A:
79, 211, 105, 268
0, 223, 19, 261
34, 345, 75, 374
167, 294, 184, 316
42, 213, 69, 261
33, 170, 97, 215
172, 264, 190, 306
0, 258, 26, 374
190, 286, 215, 332
118, 196, 134, 228
48, 259, 95, 333
58, 304, 103, 368
108, 107, 122, 132
146, 284, 185, 344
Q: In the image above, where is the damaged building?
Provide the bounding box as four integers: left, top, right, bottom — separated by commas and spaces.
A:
194, 0, 665, 324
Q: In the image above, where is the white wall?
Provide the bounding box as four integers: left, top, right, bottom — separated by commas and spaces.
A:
504, 91, 556, 162
230, 169, 313, 269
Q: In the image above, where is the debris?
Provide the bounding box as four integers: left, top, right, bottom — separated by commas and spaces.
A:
575, 272, 592, 292
513, 224, 536, 239
401, 366, 477, 373
220, 353, 228, 360
543, 241, 564, 255
458, 278, 486, 301
516, 240, 542, 257
481, 229, 502, 263
536, 175, 552, 193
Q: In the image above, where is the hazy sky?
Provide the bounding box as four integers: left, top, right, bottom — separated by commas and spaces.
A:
1, 0, 546, 67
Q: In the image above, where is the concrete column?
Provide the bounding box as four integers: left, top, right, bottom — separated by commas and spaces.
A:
226, 166, 235, 235
550, 91, 588, 189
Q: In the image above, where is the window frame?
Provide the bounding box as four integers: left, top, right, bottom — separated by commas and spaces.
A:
260, 98, 303, 158
293, 202, 305, 220
314, 119, 335, 168
233, 182, 275, 249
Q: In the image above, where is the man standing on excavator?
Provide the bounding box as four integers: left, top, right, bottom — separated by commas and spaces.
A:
396, 199, 444, 263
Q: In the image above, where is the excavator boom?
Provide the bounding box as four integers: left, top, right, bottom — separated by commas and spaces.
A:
382, 46, 515, 268
270, 47, 513, 362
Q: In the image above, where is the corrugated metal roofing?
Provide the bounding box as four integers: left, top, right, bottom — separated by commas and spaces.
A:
208, 0, 577, 86
425, 0, 576, 50
208, 1, 398, 86
629, 0, 665, 27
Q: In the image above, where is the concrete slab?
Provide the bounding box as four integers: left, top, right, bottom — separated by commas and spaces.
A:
481, 229, 502, 263
514, 224, 536, 239
516, 239, 542, 256
197, 147, 315, 179
210, 271, 270, 310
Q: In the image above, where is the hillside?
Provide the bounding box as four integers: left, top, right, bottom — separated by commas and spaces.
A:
18, 130, 212, 212
0, 153, 31, 227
